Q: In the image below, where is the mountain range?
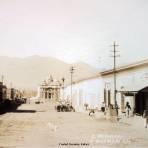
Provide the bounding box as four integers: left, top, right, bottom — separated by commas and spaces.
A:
0, 56, 99, 90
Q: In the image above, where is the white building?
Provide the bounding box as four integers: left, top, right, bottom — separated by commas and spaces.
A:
62, 77, 104, 112
63, 59, 148, 115
101, 59, 148, 115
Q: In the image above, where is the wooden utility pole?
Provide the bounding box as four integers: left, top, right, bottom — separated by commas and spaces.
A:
110, 41, 120, 105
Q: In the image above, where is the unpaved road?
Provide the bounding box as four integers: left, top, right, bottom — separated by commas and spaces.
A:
0, 101, 148, 148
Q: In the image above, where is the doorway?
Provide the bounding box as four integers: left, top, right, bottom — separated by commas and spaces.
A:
48, 93, 51, 99
135, 87, 148, 115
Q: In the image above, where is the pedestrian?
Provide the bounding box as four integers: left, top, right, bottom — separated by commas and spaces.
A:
115, 101, 119, 116
143, 110, 148, 128
125, 102, 131, 117
101, 102, 106, 113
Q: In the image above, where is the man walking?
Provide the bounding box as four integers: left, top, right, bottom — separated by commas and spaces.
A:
125, 102, 131, 117
115, 101, 119, 116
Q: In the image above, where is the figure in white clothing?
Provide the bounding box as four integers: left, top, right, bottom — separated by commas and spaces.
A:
143, 110, 148, 128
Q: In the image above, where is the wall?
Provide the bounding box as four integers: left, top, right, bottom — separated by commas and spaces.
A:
61, 64, 148, 113
62, 77, 104, 112
102, 64, 148, 114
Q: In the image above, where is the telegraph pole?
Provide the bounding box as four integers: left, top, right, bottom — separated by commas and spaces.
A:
70, 66, 75, 105
62, 77, 65, 99
110, 41, 120, 105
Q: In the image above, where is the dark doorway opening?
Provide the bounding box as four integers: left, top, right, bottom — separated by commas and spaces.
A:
48, 93, 51, 99
135, 87, 148, 115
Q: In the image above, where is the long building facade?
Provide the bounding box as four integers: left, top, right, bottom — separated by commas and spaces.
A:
0, 82, 7, 103
101, 59, 148, 115
0, 81, 23, 103
63, 59, 148, 115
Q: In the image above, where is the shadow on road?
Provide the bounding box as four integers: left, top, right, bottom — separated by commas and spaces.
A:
0, 99, 31, 115
12, 109, 36, 113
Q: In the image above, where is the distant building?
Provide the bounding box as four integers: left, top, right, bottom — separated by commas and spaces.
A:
21, 89, 37, 98
38, 75, 61, 101
0, 82, 7, 102
6, 88, 22, 100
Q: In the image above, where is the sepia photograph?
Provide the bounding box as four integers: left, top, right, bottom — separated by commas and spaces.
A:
0, 0, 148, 147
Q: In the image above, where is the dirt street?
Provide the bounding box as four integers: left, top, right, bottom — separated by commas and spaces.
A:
0, 101, 148, 148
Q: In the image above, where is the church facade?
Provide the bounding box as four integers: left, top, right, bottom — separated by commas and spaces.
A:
38, 75, 61, 101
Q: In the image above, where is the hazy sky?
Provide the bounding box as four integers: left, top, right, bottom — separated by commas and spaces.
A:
0, 0, 148, 69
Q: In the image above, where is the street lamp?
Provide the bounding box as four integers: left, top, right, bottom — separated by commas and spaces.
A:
61, 77, 65, 99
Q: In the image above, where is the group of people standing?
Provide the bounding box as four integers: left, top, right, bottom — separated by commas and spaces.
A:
101, 101, 131, 117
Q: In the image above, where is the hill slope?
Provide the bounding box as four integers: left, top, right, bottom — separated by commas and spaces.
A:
0, 56, 99, 89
